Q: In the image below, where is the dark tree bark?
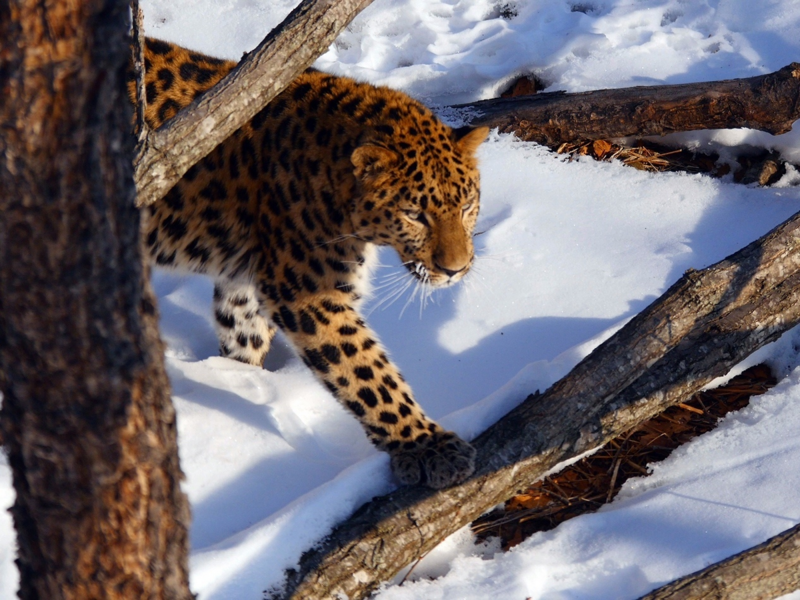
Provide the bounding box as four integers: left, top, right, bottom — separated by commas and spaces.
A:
0, 0, 191, 598
269, 207, 800, 600
457, 63, 800, 147
639, 522, 800, 600
133, 0, 376, 207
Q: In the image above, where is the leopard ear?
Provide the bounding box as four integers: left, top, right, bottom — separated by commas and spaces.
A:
351, 144, 399, 179
453, 126, 490, 154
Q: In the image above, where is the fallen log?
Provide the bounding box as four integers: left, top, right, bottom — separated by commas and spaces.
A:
269, 206, 800, 600
456, 63, 800, 147
639, 522, 800, 600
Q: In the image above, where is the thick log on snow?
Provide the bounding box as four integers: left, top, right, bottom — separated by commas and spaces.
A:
269, 207, 800, 600
639, 522, 800, 600
457, 63, 800, 147
133, 0, 375, 207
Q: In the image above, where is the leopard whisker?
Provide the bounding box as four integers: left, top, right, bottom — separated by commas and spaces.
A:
367, 274, 415, 315
378, 264, 412, 277
315, 233, 360, 247
400, 268, 429, 319
371, 274, 411, 293
381, 277, 416, 313
375, 261, 415, 280
374, 267, 412, 285
420, 274, 435, 317
399, 282, 419, 319
417, 276, 427, 318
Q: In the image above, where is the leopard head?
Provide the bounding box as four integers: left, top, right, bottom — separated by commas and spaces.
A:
351, 121, 489, 288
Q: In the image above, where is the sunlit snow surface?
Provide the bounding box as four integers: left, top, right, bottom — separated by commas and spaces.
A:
3, 1, 800, 598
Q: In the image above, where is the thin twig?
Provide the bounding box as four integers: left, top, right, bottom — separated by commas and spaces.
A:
606, 459, 621, 503
677, 402, 704, 415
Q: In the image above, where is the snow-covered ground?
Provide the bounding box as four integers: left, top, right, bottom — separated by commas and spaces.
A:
3, 0, 800, 598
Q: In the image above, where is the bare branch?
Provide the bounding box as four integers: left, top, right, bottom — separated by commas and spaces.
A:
133, 0, 376, 207
269, 207, 800, 599
639, 522, 800, 600
456, 63, 800, 147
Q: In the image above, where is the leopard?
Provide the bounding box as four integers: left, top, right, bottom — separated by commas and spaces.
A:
132, 38, 489, 489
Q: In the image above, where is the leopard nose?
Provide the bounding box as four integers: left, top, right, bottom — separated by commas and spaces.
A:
434, 262, 467, 278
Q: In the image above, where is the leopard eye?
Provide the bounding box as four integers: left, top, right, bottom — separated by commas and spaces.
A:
462, 202, 473, 213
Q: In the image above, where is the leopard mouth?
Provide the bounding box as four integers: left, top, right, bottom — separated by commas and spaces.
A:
404, 261, 469, 288
404, 261, 429, 280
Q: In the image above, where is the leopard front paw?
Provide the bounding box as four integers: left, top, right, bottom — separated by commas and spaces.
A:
390, 431, 476, 489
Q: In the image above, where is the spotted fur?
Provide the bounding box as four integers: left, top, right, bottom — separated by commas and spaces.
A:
132, 38, 489, 489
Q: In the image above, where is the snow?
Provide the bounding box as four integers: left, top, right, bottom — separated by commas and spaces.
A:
3, 0, 800, 598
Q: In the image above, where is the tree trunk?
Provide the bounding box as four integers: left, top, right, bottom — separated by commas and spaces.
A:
269, 207, 800, 600
457, 63, 800, 147
133, 0, 376, 207
0, 1, 191, 598
639, 522, 800, 600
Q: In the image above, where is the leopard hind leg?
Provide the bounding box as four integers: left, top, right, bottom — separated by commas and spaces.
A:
213, 279, 275, 366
